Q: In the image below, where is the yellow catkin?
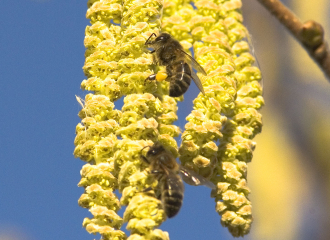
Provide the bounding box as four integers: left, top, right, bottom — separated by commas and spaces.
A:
75, 0, 181, 239
179, 0, 263, 237
74, 0, 126, 239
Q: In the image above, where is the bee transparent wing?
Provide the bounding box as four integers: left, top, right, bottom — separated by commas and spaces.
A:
179, 166, 215, 189
246, 33, 263, 88
180, 49, 206, 94
190, 70, 205, 95
180, 49, 207, 75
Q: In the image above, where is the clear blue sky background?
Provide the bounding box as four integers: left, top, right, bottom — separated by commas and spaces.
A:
0, 1, 234, 239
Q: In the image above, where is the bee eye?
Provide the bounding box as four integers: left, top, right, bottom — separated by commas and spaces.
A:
156, 36, 164, 41
147, 148, 159, 156
151, 149, 157, 155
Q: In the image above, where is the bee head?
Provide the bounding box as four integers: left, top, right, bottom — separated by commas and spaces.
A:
145, 32, 171, 46
154, 33, 171, 43
146, 143, 165, 157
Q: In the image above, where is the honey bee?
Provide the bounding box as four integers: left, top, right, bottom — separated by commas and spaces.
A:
145, 33, 207, 97
140, 142, 214, 218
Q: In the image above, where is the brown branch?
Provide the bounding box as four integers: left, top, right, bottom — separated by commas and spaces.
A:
255, 0, 330, 79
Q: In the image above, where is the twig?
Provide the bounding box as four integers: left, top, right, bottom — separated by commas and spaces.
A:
255, 0, 330, 79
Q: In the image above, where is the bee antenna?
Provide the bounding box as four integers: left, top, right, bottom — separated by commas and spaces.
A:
140, 145, 152, 153
145, 33, 157, 45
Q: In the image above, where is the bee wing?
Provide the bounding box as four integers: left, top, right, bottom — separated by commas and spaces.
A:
179, 166, 215, 189
190, 70, 205, 95
180, 49, 207, 75
246, 33, 263, 88
180, 49, 206, 94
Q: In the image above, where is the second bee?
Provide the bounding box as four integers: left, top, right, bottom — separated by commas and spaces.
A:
141, 143, 215, 218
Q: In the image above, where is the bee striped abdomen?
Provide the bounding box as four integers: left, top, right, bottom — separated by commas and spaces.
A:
161, 173, 184, 218
167, 61, 192, 97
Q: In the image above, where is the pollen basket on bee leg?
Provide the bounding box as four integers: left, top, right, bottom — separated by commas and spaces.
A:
155, 72, 168, 82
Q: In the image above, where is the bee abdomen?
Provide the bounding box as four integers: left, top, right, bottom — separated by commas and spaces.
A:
169, 74, 191, 97
168, 61, 192, 97
162, 190, 183, 218
162, 176, 184, 218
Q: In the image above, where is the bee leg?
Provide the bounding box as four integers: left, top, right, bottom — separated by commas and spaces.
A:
141, 187, 153, 192
139, 187, 156, 198
150, 169, 163, 175
145, 74, 157, 81
140, 155, 151, 164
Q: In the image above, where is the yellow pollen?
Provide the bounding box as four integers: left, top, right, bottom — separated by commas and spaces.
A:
156, 72, 168, 81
